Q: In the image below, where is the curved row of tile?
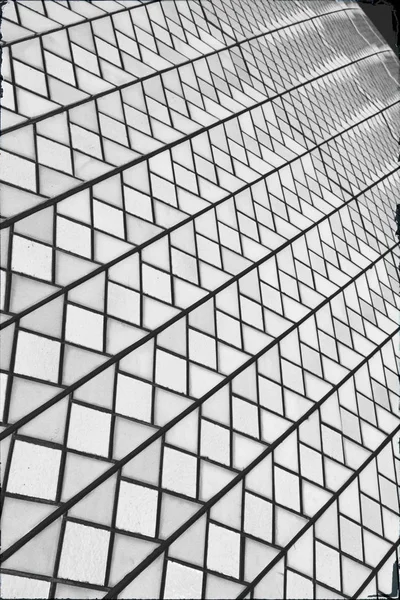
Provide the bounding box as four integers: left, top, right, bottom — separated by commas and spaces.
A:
0, 1, 399, 599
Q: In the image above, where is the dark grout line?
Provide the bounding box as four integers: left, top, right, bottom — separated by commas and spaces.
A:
1, 197, 396, 434
0, 48, 394, 233
1, 6, 356, 138
106, 419, 400, 599
0, 0, 160, 49
351, 537, 400, 599
236, 423, 400, 598
2, 295, 395, 580
0, 102, 398, 336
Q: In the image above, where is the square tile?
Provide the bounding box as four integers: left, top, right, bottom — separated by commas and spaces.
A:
65, 305, 104, 351
57, 216, 92, 258
339, 516, 363, 560
189, 329, 216, 369
142, 264, 171, 303
286, 570, 313, 599
116, 373, 152, 422
7, 440, 61, 501
258, 376, 283, 414
124, 187, 153, 220
171, 248, 198, 283
58, 521, 110, 585
232, 396, 259, 438
316, 541, 341, 590
1, 574, 50, 599
14, 331, 61, 383
116, 481, 158, 537
216, 311, 242, 347
300, 445, 324, 485
207, 523, 240, 578
37, 136, 72, 173
155, 349, 187, 393
281, 360, 304, 394
200, 420, 230, 466
274, 467, 300, 512
107, 282, 140, 325
12, 235, 52, 281
45, 51, 75, 85
164, 561, 203, 600
93, 200, 125, 238
70, 124, 102, 159
322, 425, 344, 462
162, 446, 197, 497
240, 296, 263, 329
1, 150, 36, 191
68, 403, 111, 457
244, 492, 273, 542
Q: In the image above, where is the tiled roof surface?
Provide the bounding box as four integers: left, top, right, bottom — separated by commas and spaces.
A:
0, 1, 399, 598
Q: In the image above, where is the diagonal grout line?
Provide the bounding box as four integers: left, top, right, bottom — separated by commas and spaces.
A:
0, 0, 160, 49
0, 166, 397, 441
236, 449, 400, 597
1, 1, 397, 592
1, 47, 395, 230
0, 568, 111, 595
351, 539, 400, 600
245, 437, 400, 598
0, 99, 398, 336
105, 423, 400, 599
0, 137, 395, 333
1, 6, 397, 595
1, 243, 397, 565
1, 5, 356, 135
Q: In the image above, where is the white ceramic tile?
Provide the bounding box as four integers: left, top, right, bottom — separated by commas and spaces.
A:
274, 467, 300, 512
37, 136, 72, 173
116, 480, 158, 536
116, 373, 152, 421
164, 561, 203, 600
14, 331, 61, 382
1, 574, 50, 599
65, 304, 104, 351
162, 446, 197, 497
200, 419, 230, 466
93, 200, 125, 238
7, 440, 61, 501
207, 523, 240, 578
0, 150, 36, 191
244, 492, 273, 542
67, 403, 111, 457
108, 282, 140, 324
316, 541, 341, 590
142, 264, 172, 303
232, 396, 259, 438
12, 235, 52, 281
155, 349, 187, 393
189, 329, 216, 369
57, 217, 92, 258
286, 570, 313, 599
58, 521, 110, 585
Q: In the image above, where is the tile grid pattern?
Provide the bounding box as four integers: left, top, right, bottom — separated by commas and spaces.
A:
0, 1, 399, 599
